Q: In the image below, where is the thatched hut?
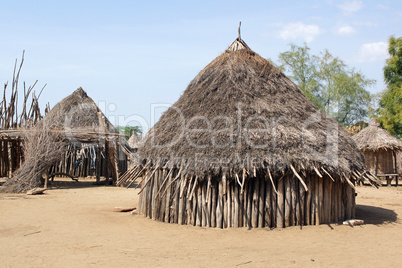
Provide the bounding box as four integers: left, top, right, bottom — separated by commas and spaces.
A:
132, 37, 376, 228
127, 133, 141, 151
45, 87, 129, 183
352, 118, 402, 184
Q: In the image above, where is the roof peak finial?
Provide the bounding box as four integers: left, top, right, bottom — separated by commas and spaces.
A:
238, 21, 242, 40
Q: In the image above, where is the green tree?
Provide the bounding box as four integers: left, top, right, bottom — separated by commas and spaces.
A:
278, 44, 374, 126
116, 125, 142, 140
377, 36, 402, 138
278, 44, 321, 109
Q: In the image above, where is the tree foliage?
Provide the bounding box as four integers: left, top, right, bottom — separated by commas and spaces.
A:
116, 125, 142, 140
377, 36, 402, 138
278, 44, 374, 126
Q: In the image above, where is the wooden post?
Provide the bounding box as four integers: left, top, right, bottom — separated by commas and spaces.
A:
243, 179, 249, 227
103, 142, 109, 182
345, 185, 352, 220
351, 182, 356, 219
3, 141, 11, 177
271, 177, 277, 228
211, 180, 217, 228
331, 179, 336, 223
151, 170, 158, 220
246, 180, 252, 228
95, 144, 102, 183
226, 179, 232, 228
284, 175, 291, 227
233, 182, 239, 228
323, 177, 329, 224
207, 179, 212, 227
10, 141, 15, 173
164, 171, 172, 223
276, 177, 284, 228
43, 173, 49, 189
314, 175, 319, 225
0, 141, 4, 177
196, 184, 202, 227
191, 187, 197, 226
299, 178, 305, 226
223, 176, 228, 228
238, 181, 244, 227
290, 177, 297, 226
265, 176, 272, 228
217, 179, 223, 228
337, 179, 342, 222
201, 181, 206, 226
305, 174, 311, 225
318, 176, 323, 224
113, 140, 120, 183
160, 170, 167, 222
178, 175, 185, 225
392, 151, 398, 186
258, 176, 265, 228
252, 177, 260, 228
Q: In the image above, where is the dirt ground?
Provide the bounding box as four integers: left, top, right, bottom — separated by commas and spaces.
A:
1, 178, 401, 268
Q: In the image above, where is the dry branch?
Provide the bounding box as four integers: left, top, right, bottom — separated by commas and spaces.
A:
1, 120, 68, 193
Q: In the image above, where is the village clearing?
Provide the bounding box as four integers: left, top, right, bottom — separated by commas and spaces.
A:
1, 178, 401, 268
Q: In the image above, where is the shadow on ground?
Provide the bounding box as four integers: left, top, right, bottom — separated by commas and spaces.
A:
356, 204, 398, 225
45, 177, 113, 190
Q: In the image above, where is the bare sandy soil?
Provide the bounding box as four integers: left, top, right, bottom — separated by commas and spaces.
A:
1, 178, 401, 268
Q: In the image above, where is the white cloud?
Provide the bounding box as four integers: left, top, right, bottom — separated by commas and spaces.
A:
352, 21, 378, 28
338, 0, 363, 14
278, 22, 323, 43
377, 4, 389, 10
356, 42, 388, 63
336, 24, 355, 35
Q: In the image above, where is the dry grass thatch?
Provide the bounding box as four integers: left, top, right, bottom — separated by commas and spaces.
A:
352, 118, 402, 152
45, 87, 118, 136
136, 38, 367, 181
1, 119, 68, 193
127, 133, 141, 149
1, 87, 129, 192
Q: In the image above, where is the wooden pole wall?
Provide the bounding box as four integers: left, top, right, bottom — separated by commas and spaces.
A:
138, 170, 356, 228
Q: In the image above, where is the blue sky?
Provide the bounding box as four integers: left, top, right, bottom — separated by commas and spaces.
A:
1, 0, 401, 132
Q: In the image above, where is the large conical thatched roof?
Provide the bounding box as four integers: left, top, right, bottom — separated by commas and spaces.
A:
352, 118, 402, 151
45, 87, 118, 135
136, 38, 366, 179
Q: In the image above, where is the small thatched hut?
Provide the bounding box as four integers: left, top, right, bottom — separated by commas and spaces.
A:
352, 118, 402, 184
127, 133, 141, 151
132, 37, 376, 228
45, 87, 129, 182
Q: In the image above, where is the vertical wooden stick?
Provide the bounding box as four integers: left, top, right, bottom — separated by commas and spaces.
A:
234, 182, 239, 228
276, 177, 284, 228
227, 179, 232, 228
290, 177, 297, 226
265, 176, 272, 228
211, 179, 217, 228
217, 179, 223, 228
284, 175, 291, 227
252, 177, 260, 228
258, 176, 265, 228
164, 171, 172, 223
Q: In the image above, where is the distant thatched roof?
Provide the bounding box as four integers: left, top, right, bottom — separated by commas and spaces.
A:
136, 38, 367, 179
352, 118, 402, 152
127, 133, 141, 149
45, 87, 117, 134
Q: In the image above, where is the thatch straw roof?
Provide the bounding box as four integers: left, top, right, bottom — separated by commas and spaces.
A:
352, 118, 402, 152
136, 38, 367, 180
45, 87, 117, 134
127, 133, 141, 149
